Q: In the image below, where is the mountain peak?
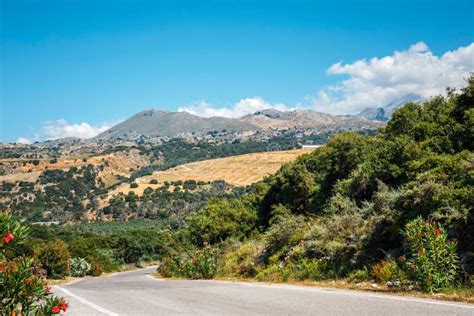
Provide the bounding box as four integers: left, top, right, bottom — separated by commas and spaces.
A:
95, 108, 383, 141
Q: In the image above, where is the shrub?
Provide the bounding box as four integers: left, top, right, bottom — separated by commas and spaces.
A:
219, 240, 262, 278
186, 198, 257, 246
183, 180, 197, 190
255, 264, 286, 282
348, 267, 369, 283
69, 257, 91, 277
285, 258, 322, 281
95, 249, 121, 272
158, 244, 219, 279
0, 214, 67, 315
188, 245, 219, 279
34, 240, 70, 279
158, 256, 180, 278
260, 214, 306, 264
130, 182, 139, 189
371, 259, 405, 283
403, 216, 459, 292
149, 179, 158, 185
88, 258, 105, 276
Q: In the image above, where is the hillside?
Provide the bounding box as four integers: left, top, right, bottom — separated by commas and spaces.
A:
95, 108, 383, 141
107, 148, 313, 197
153, 77, 473, 292
96, 109, 258, 140
0, 149, 154, 187
242, 109, 381, 131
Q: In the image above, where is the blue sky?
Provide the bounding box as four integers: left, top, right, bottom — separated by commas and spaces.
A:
1, 0, 473, 143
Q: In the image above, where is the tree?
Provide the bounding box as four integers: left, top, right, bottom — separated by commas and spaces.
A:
186, 198, 257, 246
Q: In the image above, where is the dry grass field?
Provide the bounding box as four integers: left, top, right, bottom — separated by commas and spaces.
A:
108, 148, 313, 197
0, 149, 153, 187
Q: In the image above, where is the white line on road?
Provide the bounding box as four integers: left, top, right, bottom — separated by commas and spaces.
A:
54, 286, 119, 316
233, 281, 474, 309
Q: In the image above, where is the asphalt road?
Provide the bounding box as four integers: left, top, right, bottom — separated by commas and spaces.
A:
53, 266, 474, 316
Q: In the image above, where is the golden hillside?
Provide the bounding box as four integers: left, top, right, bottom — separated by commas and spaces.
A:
0, 149, 154, 187
108, 148, 313, 197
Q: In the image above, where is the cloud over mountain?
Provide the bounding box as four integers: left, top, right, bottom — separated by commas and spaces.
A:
40, 119, 116, 140
178, 97, 290, 118
15, 119, 121, 144
311, 41, 474, 114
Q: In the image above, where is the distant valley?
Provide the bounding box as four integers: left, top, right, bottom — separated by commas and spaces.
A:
0, 107, 384, 223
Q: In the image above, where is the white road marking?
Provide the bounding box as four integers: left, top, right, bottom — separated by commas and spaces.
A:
54, 286, 119, 316
233, 281, 474, 309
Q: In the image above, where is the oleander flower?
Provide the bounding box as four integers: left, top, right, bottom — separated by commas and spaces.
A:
2, 231, 14, 244
59, 301, 68, 312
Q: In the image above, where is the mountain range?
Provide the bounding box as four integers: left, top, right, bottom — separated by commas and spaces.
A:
357, 93, 423, 121
96, 108, 383, 141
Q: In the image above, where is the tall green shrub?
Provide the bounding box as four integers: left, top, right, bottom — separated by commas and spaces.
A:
403, 216, 459, 292
0, 213, 68, 315
35, 240, 70, 279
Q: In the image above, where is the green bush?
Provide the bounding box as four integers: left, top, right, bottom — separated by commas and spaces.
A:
88, 258, 105, 276
285, 258, 323, 281
403, 217, 459, 292
255, 264, 286, 282
219, 240, 262, 278
158, 244, 219, 279
261, 214, 306, 264
348, 267, 369, 283
371, 259, 405, 283
1, 214, 67, 315
69, 257, 91, 277
186, 198, 257, 246
34, 240, 70, 279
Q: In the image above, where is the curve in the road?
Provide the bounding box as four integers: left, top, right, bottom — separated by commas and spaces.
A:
54, 266, 474, 316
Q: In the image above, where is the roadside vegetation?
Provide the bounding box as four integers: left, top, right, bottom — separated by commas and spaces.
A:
1, 214, 68, 315
154, 77, 474, 295
1, 77, 473, 306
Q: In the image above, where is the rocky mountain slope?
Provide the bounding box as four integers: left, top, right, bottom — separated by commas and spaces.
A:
358, 93, 423, 121
242, 109, 381, 131
96, 108, 383, 141
96, 110, 258, 140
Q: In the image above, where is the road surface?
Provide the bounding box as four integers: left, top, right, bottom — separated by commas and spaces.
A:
54, 266, 473, 315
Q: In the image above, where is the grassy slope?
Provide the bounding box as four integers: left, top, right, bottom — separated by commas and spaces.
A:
0, 149, 152, 187
108, 148, 313, 197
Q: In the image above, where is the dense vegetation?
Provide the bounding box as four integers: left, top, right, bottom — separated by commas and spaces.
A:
2, 78, 472, 296
130, 134, 303, 179
1, 214, 67, 315
154, 77, 473, 292
101, 180, 246, 220
1, 165, 105, 222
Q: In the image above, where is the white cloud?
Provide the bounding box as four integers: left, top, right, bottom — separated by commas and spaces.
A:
178, 97, 291, 118
40, 119, 119, 140
16, 137, 32, 145
311, 41, 474, 114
